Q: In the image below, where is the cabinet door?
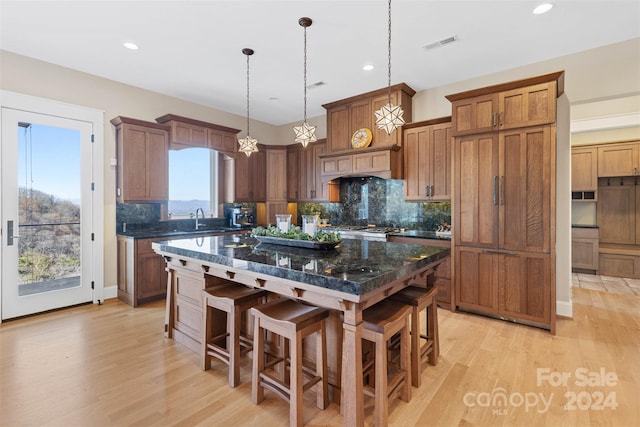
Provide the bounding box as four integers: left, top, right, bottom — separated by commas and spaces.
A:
349, 99, 371, 141
450, 93, 497, 136
455, 246, 499, 313
571, 147, 598, 191
234, 153, 251, 201
454, 133, 499, 247
328, 105, 350, 152
120, 124, 148, 201
597, 180, 636, 245
137, 252, 167, 301
147, 128, 169, 201
287, 147, 300, 201
498, 82, 557, 130
430, 123, 452, 201
172, 122, 207, 148
266, 149, 287, 201
209, 129, 236, 153
498, 251, 551, 325
597, 142, 640, 177
403, 126, 430, 200
499, 126, 552, 253
312, 142, 331, 201
251, 150, 266, 201
298, 146, 315, 201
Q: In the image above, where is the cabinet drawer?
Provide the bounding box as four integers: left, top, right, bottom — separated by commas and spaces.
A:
599, 253, 640, 279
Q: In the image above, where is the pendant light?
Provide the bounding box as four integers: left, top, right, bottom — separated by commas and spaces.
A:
238, 48, 259, 157
374, 0, 405, 135
293, 17, 317, 148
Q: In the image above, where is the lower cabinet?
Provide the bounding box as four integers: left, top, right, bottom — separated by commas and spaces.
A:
455, 246, 551, 328
170, 260, 207, 353
571, 227, 599, 273
599, 248, 640, 279
388, 235, 452, 308
117, 237, 168, 307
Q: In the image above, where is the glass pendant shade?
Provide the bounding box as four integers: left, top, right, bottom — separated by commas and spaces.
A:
293, 122, 317, 148
375, 102, 405, 135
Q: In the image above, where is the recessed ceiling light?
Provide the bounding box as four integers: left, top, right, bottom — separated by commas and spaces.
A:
533, 3, 553, 15
362, 64, 375, 71
123, 42, 139, 50
268, 97, 279, 101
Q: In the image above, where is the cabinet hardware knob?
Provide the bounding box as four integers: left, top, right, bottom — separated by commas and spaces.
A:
225, 271, 235, 279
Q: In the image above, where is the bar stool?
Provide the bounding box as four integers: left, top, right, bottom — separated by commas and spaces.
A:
201, 284, 268, 387
250, 298, 329, 427
362, 299, 412, 427
390, 286, 439, 388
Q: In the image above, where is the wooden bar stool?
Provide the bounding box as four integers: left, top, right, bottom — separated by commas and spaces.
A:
362, 299, 412, 427
201, 284, 268, 387
250, 298, 329, 427
390, 286, 439, 388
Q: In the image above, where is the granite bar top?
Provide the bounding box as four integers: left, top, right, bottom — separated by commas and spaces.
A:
152, 234, 450, 297
390, 230, 452, 241
118, 227, 244, 239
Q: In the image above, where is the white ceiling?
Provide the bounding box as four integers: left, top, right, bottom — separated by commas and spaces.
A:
1, 1, 639, 125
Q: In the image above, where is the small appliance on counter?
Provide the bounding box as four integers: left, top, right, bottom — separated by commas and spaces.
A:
435, 222, 452, 238
229, 206, 256, 228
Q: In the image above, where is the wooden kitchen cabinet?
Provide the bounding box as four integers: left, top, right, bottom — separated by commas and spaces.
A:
266, 148, 287, 201
323, 83, 415, 153
571, 146, 598, 191
571, 227, 599, 273
111, 116, 169, 203
287, 146, 300, 201
403, 118, 452, 201
597, 141, 640, 177
448, 72, 562, 332
155, 114, 240, 153
117, 236, 168, 307
455, 246, 551, 326
298, 140, 339, 202
598, 178, 639, 245
234, 148, 266, 202
448, 73, 560, 136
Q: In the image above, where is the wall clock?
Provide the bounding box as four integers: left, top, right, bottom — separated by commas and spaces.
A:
351, 128, 372, 149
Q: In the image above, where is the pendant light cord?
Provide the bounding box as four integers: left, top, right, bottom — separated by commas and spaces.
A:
386, 0, 392, 105
303, 24, 308, 122
246, 53, 250, 137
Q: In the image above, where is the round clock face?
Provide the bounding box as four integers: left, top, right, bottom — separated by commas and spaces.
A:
351, 128, 372, 149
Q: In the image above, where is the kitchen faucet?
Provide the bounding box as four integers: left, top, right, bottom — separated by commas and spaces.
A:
195, 208, 205, 230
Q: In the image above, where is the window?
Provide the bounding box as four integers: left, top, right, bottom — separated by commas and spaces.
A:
167, 148, 219, 218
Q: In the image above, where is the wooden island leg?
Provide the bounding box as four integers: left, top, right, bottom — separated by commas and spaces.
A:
341, 310, 364, 427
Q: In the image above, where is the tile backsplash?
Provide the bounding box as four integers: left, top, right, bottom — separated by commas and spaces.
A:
298, 178, 451, 231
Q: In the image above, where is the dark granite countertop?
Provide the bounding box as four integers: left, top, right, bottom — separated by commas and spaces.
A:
152, 234, 450, 296
118, 227, 244, 239
390, 230, 452, 241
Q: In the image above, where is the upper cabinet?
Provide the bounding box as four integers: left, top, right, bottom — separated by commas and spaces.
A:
266, 148, 287, 202
447, 73, 562, 136
571, 146, 598, 191
403, 117, 452, 201
597, 141, 640, 177
234, 148, 266, 202
323, 83, 415, 153
111, 116, 169, 203
156, 114, 240, 154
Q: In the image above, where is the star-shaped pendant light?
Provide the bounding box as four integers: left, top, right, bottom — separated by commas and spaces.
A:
238, 48, 259, 157
374, 0, 405, 135
293, 17, 317, 148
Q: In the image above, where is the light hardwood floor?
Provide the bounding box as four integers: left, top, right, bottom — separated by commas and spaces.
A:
1, 288, 639, 426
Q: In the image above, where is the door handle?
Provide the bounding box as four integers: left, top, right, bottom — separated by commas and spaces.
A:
430, 185, 434, 197
7, 220, 21, 246
481, 249, 516, 256
499, 176, 504, 205
492, 112, 497, 128
493, 176, 498, 205
498, 112, 504, 127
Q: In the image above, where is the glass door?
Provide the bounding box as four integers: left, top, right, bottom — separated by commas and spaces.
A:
1, 108, 94, 319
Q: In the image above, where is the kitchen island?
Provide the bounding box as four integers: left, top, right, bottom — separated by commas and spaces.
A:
153, 233, 449, 427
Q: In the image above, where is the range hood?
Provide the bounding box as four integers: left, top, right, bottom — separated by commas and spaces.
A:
318, 145, 402, 182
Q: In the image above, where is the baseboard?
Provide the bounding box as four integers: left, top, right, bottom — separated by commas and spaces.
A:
556, 299, 573, 318
103, 285, 118, 300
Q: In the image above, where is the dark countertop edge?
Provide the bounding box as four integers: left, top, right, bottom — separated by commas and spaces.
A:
571, 224, 599, 229
117, 228, 247, 239
390, 230, 452, 241
152, 238, 451, 297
